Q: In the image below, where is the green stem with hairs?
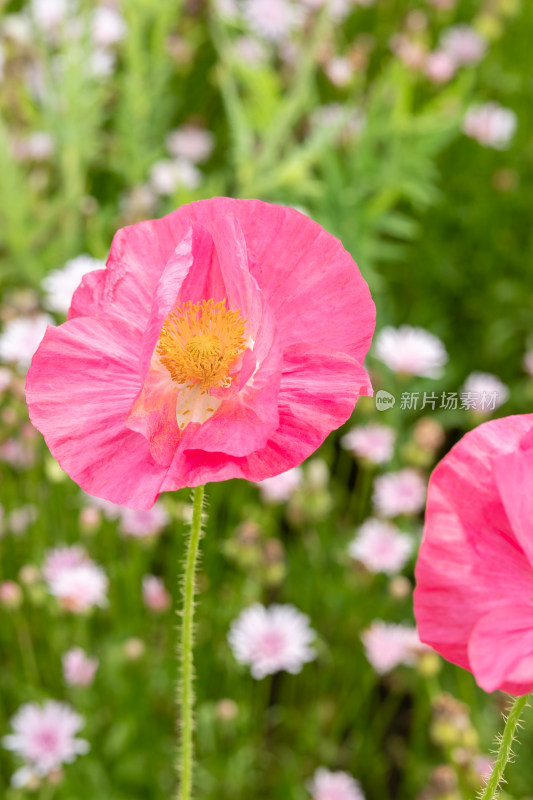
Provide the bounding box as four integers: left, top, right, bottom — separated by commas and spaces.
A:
177, 485, 205, 800
480, 694, 529, 800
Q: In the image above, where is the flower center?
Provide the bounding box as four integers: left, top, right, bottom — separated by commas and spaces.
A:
156, 299, 247, 391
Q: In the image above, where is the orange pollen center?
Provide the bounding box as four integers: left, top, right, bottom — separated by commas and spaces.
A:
156, 299, 247, 391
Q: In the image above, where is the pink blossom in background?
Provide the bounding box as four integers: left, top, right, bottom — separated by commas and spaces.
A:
91, 6, 126, 48
390, 35, 426, 70
439, 25, 487, 66
373, 469, 426, 517
42, 255, 106, 315
0, 580, 22, 608
166, 126, 214, 164
423, 50, 456, 83
0, 314, 53, 369
0, 366, 12, 392
414, 414, 533, 694
26, 197, 375, 509
44, 548, 108, 613
228, 603, 317, 679
325, 57, 354, 87
348, 519, 413, 575
341, 423, 395, 464
149, 158, 202, 195
309, 767, 365, 800
30, 0, 69, 33
2, 701, 89, 785
0, 439, 35, 469
12, 132, 54, 162
461, 372, 509, 411
142, 575, 171, 611
118, 502, 170, 537
43, 545, 89, 583
523, 351, 533, 377
62, 648, 99, 687
233, 35, 268, 64
242, 0, 305, 43
6, 504, 38, 535
256, 466, 303, 503
362, 620, 428, 674
374, 325, 447, 378
463, 102, 517, 149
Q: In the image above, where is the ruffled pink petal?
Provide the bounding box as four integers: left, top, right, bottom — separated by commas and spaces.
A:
494, 446, 533, 568
162, 344, 371, 489
414, 414, 533, 672
468, 603, 533, 694
26, 318, 167, 509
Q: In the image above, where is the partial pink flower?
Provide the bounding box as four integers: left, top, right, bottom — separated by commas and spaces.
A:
308, 767, 365, 800
62, 648, 99, 686
325, 56, 353, 87
256, 466, 303, 502
362, 620, 427, 674
348, 519, 413, 575
414, 414, 533, 694
142, 575, 171, 611
118, 502, 169, 537
91, 7, 126, 48
228, 603, 316, 679
26, 198, 375, 509
463, 103, 517, 149
373, 469, 426, 517
341, 423, 395, 464
0, 580, 23, 608
439, 25, 487, 66
2, 700, 89, 778
374, 325, 447, 378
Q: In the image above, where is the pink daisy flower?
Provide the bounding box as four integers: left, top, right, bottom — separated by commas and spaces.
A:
228, 603, 317, 679
26, 198, 375, 509
43, 545, 89, 583
62, 648, 99, 687
362, 620, 427, 674
461, 371, 509, 412
308, 767, 365, 800
142, 575, 171, 611
348, 519, 413, 575
118, 502, 170, 537
374, 325, 447, 378
414, 414, 533, 694
373, 468, 426, 517
242, 0, 305, 43
341, 423, 395, 464
439, 25, 487, 66
423, 50, 456, 83
463, 103, 517, 150
256, 466, 303, 502
2, 701, 89, 780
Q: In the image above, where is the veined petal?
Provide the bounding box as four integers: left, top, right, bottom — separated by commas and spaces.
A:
26, 318, 167, 509
469, 604, 533, 694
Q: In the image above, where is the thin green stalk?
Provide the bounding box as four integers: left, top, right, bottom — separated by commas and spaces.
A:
480, 694, 529, 800
177, 485, 205, 800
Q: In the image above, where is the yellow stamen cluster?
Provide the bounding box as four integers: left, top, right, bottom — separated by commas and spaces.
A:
156, 299, 247, 391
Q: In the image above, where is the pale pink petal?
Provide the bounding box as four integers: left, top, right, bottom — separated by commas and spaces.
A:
493, 447, 533, 568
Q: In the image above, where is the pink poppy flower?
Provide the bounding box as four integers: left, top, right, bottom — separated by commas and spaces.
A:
26, 198, 374, 509
414, 414, 533, 694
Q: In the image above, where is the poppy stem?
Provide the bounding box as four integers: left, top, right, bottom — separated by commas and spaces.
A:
177, 484, 205, 800
480, 693, 529, 800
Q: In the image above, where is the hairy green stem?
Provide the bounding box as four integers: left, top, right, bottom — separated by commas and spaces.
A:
177, 485, 205, 800
480, 694, 529, 800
